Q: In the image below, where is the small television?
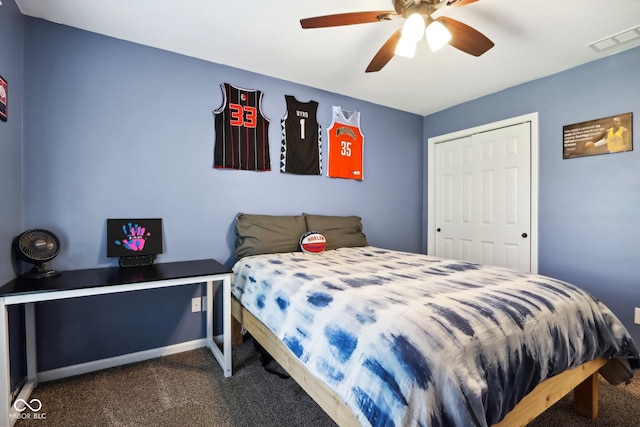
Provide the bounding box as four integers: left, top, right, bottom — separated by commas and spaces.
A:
107, 218, 163, 267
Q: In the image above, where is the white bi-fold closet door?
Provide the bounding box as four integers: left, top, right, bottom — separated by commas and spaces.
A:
426, 114, 539, 273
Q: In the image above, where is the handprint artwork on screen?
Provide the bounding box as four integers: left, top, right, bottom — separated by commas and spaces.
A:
114, 223, 151, 252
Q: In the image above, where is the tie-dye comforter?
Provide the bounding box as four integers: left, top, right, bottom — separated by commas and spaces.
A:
231, 246, 639, 427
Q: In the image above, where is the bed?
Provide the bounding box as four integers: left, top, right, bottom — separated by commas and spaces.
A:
229, 213, 639, 427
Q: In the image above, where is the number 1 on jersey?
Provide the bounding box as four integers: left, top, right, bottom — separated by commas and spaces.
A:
299, 118, 306, 140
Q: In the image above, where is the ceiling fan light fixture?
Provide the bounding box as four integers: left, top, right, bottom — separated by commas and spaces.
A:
395, 36, 417, 58
402, 13, 426, 42
426, 20, 451, 52
300, 1, 494, 73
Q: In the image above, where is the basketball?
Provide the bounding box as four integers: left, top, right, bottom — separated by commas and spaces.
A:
300, 231, 326, 254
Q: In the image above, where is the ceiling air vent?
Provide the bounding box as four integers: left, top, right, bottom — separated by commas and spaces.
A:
588, 25, 640, 52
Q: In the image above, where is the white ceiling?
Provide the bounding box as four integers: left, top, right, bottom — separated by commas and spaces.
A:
14, 0, 640, 116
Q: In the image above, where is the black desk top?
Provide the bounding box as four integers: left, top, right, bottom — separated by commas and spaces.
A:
0, 259, 232, 297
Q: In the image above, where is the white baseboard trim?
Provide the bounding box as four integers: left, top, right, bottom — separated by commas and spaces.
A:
37, 339, 207, 383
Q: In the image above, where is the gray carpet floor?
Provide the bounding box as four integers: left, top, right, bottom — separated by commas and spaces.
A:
14, 339, 640, 426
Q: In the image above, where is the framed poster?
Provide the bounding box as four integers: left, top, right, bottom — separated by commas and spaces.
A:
0, 76, 7, 122
563, 112, 632, 159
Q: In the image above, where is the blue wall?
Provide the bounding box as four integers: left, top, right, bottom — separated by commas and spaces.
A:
19, 18, 423, 370
0, 0, 27, 393
3, 4, 638, 379
423, 46, 640, 346
0, 0, 23, 281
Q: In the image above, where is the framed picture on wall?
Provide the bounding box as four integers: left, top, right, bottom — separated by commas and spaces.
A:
563, 112, 633, 159
0, 75, 7, 122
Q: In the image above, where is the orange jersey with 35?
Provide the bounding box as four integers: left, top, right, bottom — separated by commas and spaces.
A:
327, 106, 364, 180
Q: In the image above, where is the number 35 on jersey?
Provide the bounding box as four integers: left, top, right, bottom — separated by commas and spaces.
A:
327, 106, 364, 180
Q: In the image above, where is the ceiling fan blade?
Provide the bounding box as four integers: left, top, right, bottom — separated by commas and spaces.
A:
437, 16, 494, 57
300, 11, 396, 29
365, 28, 403, 73
447, 0, 480, 8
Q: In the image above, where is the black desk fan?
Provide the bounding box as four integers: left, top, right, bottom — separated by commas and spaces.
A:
12, 229, 61, 279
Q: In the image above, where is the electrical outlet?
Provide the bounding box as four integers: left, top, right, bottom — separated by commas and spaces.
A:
635, 307, 640, 325
192, 297, 202, 313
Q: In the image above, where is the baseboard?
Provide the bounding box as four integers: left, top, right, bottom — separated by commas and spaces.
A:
37, 339, 208, 383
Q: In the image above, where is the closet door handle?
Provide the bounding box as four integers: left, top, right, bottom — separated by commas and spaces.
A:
521, 233, 528, 238
437, 228, 441, 232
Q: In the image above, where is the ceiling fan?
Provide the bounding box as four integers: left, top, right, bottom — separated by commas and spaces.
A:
300, 0, 494, 73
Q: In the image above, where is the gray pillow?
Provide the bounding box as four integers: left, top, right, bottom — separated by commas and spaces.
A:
303, 214, 368, 250
235, 214, 307, 259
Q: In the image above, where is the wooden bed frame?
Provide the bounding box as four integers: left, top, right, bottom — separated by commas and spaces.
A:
231, 296, 607, 427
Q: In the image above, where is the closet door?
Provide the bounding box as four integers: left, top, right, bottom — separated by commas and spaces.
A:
433, 122, 532, 271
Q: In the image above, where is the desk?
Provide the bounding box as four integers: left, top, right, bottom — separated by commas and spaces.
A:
0, 259, 232, 427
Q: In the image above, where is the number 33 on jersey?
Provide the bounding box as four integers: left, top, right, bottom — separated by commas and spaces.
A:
327, 106, 364, 180
213, 83, 271, 171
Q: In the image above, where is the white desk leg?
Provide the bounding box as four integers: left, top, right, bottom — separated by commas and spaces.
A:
0, 302, 39, 427
206, 277, 232, 377
0, 299, 11, 427
206, 281, 213, 351
222, 275, 232, 377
